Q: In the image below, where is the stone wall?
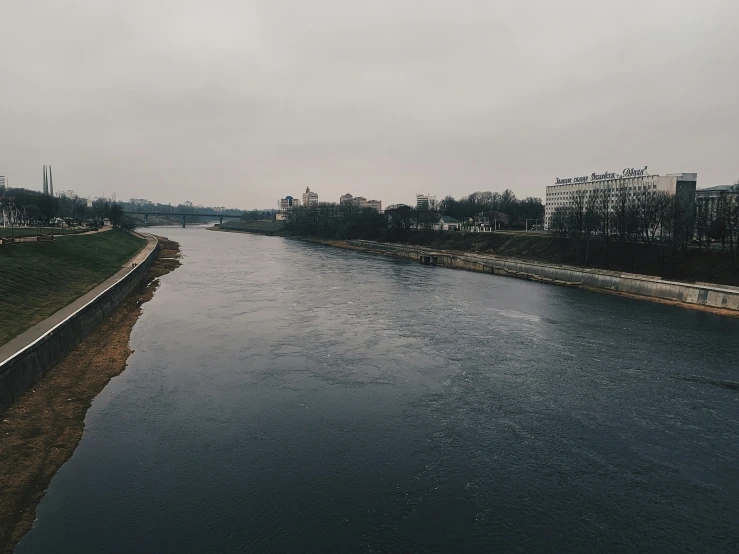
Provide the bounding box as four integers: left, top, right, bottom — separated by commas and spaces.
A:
0, 239, 159, 410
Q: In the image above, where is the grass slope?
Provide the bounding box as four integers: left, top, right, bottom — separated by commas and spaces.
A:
0, 230, 146, 346
0, 227, 88, 238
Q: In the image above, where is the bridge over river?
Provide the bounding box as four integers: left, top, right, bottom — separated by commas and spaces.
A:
123, 210, 243, 227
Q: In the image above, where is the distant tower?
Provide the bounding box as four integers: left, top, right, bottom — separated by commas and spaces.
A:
48, 165, 54, 197
43, 165, 48, 194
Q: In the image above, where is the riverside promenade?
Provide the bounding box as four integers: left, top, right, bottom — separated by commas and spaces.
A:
0, 233, 158, 410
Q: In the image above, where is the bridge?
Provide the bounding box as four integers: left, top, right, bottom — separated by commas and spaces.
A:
123, 210, 243, 227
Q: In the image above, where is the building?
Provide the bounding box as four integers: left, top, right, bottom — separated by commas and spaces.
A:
302, 187, 319, 207
433, 215, 462, 231
365, 199, 382, 212
416, 194, 437, 210
0, 176, 6, 190
696, 184, 739, 202
278, 195, 300, 212
544, 167, 697, 229
473, 211, 510, 231
695, 184, 739, 226
339, 193, 382, 212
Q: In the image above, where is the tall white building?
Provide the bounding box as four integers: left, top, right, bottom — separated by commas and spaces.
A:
544, 167, 697, 229
302, 187, 319, 207
416, 194, 437, 210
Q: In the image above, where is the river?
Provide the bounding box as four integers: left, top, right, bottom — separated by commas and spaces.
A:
16, 227, 739, 553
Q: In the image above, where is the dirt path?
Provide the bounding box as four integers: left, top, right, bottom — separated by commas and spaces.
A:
0, 237, 181, 554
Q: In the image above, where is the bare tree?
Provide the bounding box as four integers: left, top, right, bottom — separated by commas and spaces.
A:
613, 187, 631, 243
582, 189, 598, 265
595, 186, 611, 267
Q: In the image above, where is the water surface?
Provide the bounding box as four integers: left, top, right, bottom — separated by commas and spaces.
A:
17, 227, 739, 553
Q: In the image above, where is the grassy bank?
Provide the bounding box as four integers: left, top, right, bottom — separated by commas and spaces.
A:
0, 230, 146, 346
0, 237, 181, 554
216, 220, 285, 235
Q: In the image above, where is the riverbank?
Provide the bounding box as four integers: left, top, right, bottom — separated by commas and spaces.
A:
0, 237, 181, 554
0, 230, 147, 346
210, 220, 285, 235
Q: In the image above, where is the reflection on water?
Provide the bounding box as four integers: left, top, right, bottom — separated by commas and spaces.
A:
17, 227, 739, 553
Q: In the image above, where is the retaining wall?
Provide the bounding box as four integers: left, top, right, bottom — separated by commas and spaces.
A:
348, 240, 739, 312
0, 237, 159, 411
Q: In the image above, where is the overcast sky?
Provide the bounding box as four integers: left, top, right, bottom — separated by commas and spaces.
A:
1, 1, 737, 209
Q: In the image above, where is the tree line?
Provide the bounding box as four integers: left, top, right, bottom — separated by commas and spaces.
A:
282, 189, 545, 240
548, 185, 739, 270
0, 185, 249, 230
241, 209, 279, 221
0, 186, 118, 228
438, 190, 545, 225
284, 203, 387, 239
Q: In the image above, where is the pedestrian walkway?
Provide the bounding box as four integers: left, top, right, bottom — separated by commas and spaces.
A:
0, 234, 157, 364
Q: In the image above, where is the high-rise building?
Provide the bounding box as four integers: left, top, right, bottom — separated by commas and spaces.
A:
339, 193, 353, 204
0, 176, 6, 191
302, 187, 319, 207
416, 194, 437, 210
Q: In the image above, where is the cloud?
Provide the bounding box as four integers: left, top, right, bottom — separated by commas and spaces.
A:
1, 0, 737, 207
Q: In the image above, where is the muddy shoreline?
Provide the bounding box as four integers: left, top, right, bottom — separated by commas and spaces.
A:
0, 237, 181, 554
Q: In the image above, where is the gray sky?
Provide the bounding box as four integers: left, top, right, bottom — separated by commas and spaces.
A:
1, 0, 738, 209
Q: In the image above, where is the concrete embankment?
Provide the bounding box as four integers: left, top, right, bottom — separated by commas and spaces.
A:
346, 240, 739, 314
0, 234, 159, 411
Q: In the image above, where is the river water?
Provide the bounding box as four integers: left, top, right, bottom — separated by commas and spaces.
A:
16, 227, 739, 553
